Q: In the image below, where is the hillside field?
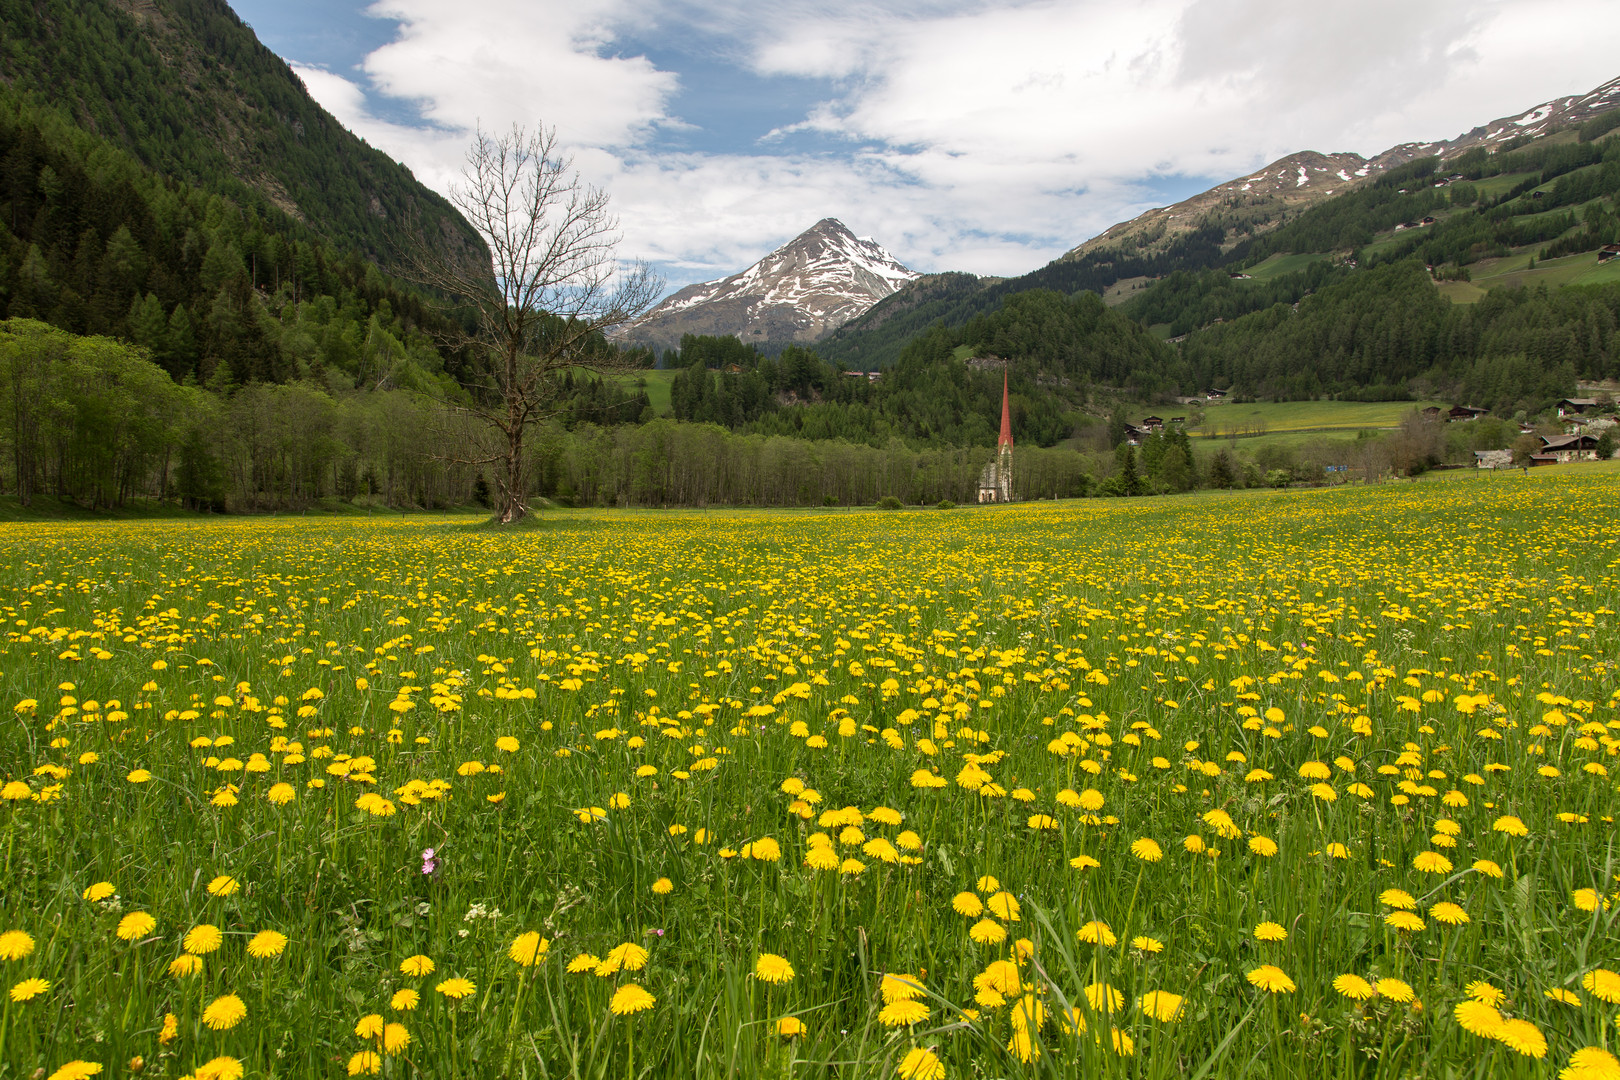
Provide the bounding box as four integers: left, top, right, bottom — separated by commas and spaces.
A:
2, 468, 1618, 1079
1168, 399, 1449, 439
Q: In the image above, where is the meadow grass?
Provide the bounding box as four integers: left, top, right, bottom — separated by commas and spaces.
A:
1185, 399, 1446, 438
1, 469, 1618, 1079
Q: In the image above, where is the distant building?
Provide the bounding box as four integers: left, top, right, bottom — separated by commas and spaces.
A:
1539, 434, 1599, 463
977, 369, 1015, 503
1557, 398, 1599, 417
1599, 244, 1620, 263
1206, 388, 1227, 400
1474, 449, 1512, 470
1448, 405, 1488, 422
1140, 415, 1165, 431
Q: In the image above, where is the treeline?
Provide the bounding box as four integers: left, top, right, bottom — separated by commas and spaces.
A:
1173, 261, 1616, 406
0, 93, 463, 390
0, 319, 640, 512
0, 0, 477, 273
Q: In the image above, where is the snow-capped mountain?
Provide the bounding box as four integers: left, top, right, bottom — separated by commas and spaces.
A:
622, 219, 919, 349
1067, 74, 1620, 260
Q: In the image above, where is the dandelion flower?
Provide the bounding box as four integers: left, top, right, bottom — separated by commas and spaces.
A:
567, 953, 600, 974
1472, 859, 1505, 879
10, 977, 48, 1002
508, 932, 549, 967
1376, 978, 1415, 1003
206, 875, 239, 897
45, 1063, 103, 1080
652, 877, 673, 895
201, 994, 247, 1031
1560, 1047, 1620, 1080
755, 954, 795, 984
1430, 902, 1470, 926
1086, 983, 1125, 1012
435, 977, 476, 1000
1379, 889, 1417, 910
1076, 920, 1117, 946
1131, 936, 1164, 953
878, 999, 930, 1026
1247, 836, 1279, 857
1139, 990, 1184, 1021
82, 882, 115, 903
0, 930, 35, 960
355, 1014, 385, 1039
246, 930, 288, 959
1246, 966, 1295, 993
266, 783, 296, 805
599, 942, 650, 975
1491, 815, 1528, 837
115, 913, 155, 942
1070, 854, 1101, 870
400, 955, 435, 977
1130, 838, 1163, 862
897, 1046, 945, 1080
1413, 851, 1453, 874
168, 954, 202, 978
881, 973, 925, 1002
159, 1013, 178, 1044
183, 925, 222, 954
382, 1023, 410, 1055
1582, 969, 1620, 1004
1494, 1018, 1547, 1058
1546, 988, 1582, 1006
1384, 911, 1424, 932
952, 892, 984, 917
1253, 921, 1288, 942
193, 1058, 244, 1080
1333, 974, 1376, 1001
390, 989, 419, 1011
1465, 981, 1505, 1005
1454, 999, 1504, 1037
609, 983, 656, 1015
986, 891, 1021, 921
347, 1050, 381, 1076
776, 1016, 807, 1038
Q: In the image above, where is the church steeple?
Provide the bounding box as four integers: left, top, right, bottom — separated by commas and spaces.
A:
998, 368, 1013, 448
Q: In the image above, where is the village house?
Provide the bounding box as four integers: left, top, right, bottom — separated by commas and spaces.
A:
1205, 388, 1226, 400
1448, 405, 1488, 422
1599, 244, 1620, 263
1140, 416, 1165, 432
1557, 398, 1599, 417
1538, 434, 1600, 463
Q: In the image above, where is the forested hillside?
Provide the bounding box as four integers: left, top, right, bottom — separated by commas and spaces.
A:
0, 0, 478, 272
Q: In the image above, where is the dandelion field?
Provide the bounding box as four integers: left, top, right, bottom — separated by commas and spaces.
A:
2, 470, 1619, 1080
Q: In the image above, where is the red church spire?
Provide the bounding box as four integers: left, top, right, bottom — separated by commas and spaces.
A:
998, 367, 1013, 448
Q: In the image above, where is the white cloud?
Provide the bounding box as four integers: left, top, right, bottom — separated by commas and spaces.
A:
289, 0, 1620, 289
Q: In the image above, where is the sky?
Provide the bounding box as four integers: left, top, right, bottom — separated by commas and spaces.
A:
232, 0, 1620, 297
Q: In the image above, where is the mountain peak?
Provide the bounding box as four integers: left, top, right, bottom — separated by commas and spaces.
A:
622, 220, 919, 350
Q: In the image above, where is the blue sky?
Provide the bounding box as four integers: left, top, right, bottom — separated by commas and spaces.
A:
235, 0, 1620, 297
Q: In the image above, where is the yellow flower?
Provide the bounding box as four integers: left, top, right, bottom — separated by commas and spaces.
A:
1493, 1017, 1547, 1058
1130, 838, 1163, 862
1246, 965, 1295, 993
776, 1016, 807, 1038
1454, 999, 1504, 1037
1582, 969, 1620, 1004
986, 891, 1021, 921
435, 977, 476, 1000
1076, 920, 1116, 946
246, 930, 288, 959
1333, 974, 1376, 1000
1376, 978, 1415, 1003
81, 882, 115, 903
1384, 911, 1424, 932
598, 942, 650, 975
1430, 902, 1470, 926
878, 999, 930, 1026
1253, 921, 1287, 942
881, 973, 925, 1002
896, 1046, 944, 1080
952, 892, 984, 918
168, 954, 203, 978
183, 925, 222, 954
201, 993, 247, 1031
45, 1063, 103, 1080
755, 953, 795, 984
1131, 936, 1164, 953
10, 977, 49, 1002
0, 930, 35, 960
206, 875, 239, 897
508, 932, 549, 967
1560, 1047, 1620, 1080
266, 783, 296, 805
399, 955, 435, 977
609, 983, 656, 1015
355, 1014, 385, 1039
382, 1023, 410, 1055
390, 989, 419, 1011
193, 1057, 244, 1080
347, 1050, 381, 1076
1413, 851, 1453, 874
652, 877, 673, 895
1138, 990, 1184, 1021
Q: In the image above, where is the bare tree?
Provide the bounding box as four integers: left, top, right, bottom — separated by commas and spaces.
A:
408, 124, 661, 523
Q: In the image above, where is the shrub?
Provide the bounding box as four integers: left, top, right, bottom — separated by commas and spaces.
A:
878, 496, 904, 510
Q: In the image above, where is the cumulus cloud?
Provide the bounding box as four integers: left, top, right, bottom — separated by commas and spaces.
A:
289, 0, 1620, 287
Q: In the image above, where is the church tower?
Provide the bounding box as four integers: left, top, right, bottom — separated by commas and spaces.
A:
996, 367, 1014, 501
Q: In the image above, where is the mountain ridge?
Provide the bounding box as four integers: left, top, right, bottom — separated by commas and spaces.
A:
621, 218, 918, 351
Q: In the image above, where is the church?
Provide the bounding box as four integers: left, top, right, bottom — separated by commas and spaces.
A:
977, 369, 1015, 503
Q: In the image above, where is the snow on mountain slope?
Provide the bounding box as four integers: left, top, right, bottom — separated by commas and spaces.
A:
1067, 74, 1620, 261
621, 219, 919, 350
